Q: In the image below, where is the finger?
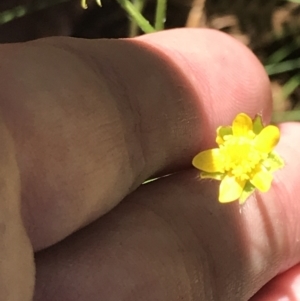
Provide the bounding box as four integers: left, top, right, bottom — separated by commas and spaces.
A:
34, 123, 300, 301
0, 28, 271, 250
0, 119, 34, 301
251, 264, 300, 300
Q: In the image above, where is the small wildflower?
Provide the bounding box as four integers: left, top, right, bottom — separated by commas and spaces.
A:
81, 0, 102, 9
192, 113, 284, 204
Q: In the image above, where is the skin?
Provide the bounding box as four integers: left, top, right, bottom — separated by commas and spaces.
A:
0, 28, 299, 300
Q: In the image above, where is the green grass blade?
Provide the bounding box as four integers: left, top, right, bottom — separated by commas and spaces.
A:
116, 0, 155, 34
272, 110, 300, 123
154, 0, 167, 31
266, 43, 299, 65
265, 58, 300, 75
0, 0, 70, 25
129, 0, 146, 37
282, 73, 300, 99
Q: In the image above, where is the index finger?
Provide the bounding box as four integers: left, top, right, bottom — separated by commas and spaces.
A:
0, 28, 271, 250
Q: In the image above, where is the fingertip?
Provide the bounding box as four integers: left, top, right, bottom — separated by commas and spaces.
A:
136, 28, 272, 147
251, 264, 300, 301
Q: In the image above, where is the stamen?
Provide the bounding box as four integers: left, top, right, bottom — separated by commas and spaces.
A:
221, 135, 264, 181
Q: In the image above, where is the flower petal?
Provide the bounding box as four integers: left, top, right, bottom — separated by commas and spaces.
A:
255, 125, 280, 153
250, 167, 273, 192
216, 126, 232, 145
192, 149, 224, 173
232, 113, 253, 136
219, 174, 246, 203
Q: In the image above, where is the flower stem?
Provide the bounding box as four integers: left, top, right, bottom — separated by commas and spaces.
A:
154, 0, 167, 31
116, 0, 155, 34
129, 0, 146, 37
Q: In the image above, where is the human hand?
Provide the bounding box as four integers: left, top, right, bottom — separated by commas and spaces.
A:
0, 28, 299, 301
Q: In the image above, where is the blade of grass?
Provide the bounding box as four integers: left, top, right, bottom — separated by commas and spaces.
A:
266, 42, 299, 65
154, 0, 167, 31
143, 173, 172, 184
272, 110, 300, 123
282, 73, 300, 99
116, 0, 155, 33
265, 58, 300, 75
129, 0, 146, 37
0, 0, 70, 25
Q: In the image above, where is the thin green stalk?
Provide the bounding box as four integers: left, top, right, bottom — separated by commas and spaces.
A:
143, 173, 171, 184
116, 0, 155, 34
129, 0, 146, 37
0, 0, 70, 25
266, 42, 299, 65
272, 110, 300, 123
282, 73, 300, 99
265, 58, 300, 75
154, 0, 167, 31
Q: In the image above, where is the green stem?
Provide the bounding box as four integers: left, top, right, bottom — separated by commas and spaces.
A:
282, 73, 300, 99
265, 42, 299, 65
265, 58, 300, 75
154, 0, 167, 31
129, 0, 146, 37
272, 110, 300, 123
0, 0, 70, 25
116, 0, 155, 34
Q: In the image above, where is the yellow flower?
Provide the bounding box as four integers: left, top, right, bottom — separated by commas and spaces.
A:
81, 0, 102, 9
192, 113, 284, 204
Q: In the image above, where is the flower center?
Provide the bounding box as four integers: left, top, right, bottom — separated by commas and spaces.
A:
220, 135, 267, 180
